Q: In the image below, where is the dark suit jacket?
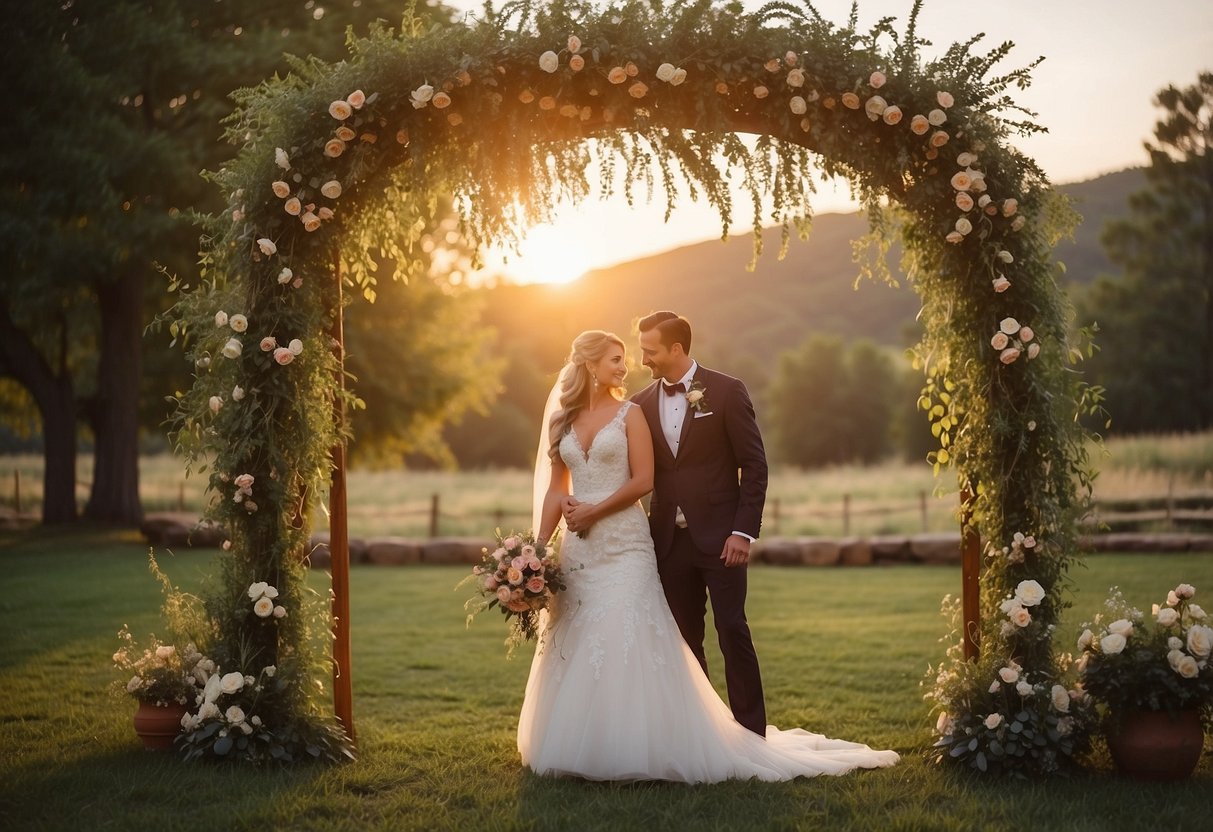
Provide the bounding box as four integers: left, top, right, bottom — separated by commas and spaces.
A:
634, 366, 768, 559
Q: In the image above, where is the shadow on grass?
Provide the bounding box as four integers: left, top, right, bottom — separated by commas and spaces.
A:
515, 765, 832, 832
1, 746, 328, 829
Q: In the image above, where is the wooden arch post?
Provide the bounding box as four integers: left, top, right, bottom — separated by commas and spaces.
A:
330, 250, 355, 743
960, 488, 981, 660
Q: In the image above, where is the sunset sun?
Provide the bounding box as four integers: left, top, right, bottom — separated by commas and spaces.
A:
491, 222, 593, 285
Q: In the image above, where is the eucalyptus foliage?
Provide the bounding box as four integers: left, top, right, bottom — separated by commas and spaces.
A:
167, 0, 1096, 770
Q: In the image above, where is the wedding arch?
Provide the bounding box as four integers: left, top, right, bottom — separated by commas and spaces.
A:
168, 0, 1095, 773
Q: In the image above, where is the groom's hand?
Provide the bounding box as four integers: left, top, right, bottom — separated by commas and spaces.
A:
721, 535, 750, 568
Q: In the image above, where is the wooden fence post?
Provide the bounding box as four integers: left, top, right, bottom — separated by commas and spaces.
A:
14, 470, 21, 515
919, 490, 928, 532
429, 493, 440, 538
842, 493, 851, 536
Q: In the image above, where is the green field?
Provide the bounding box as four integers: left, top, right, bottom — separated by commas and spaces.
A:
1, 530, 1210, 831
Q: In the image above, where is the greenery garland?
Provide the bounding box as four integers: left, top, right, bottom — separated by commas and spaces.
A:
164, 0, 1097, 771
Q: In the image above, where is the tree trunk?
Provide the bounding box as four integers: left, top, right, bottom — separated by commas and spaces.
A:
0, 300, 78, 524
84, 272, 144, 524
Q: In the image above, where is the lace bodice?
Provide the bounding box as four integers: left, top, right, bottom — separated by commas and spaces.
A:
559, 401, 633, 502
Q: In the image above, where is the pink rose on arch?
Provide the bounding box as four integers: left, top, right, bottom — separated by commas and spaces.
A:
869, 70, 886, 88
273, 347, 294, 366
882, 105, 902, 125
260, 336, 277, 352
950, 171, 973, 191
991, 331, 1010, 350
910, 114, 930, 135
346, 89, 366, 109
786, 68, 806, 88
930, 130, 950, 147
328, 100, 353, 120
336, 126, 356, 142
992, 275, 1011, 293
1026, 343, 1040, 360
955, 192, 974, 212
840, 92, 860, 109
945, 231, 964, 244
937, 91, 955, 108
324, 139, 346, 158
1000, 347, 1022, 365
1019, 326, 1035, 343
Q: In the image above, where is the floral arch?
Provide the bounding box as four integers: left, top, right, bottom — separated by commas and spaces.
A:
169, 1, 1094, 772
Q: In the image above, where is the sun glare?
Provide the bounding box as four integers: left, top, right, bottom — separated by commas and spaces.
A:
493, 223, 592, 285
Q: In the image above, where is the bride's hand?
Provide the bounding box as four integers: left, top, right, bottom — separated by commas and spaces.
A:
565, 500, 597, 533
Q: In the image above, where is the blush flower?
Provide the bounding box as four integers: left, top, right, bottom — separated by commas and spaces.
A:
273, 347, 294, 366
324, 139, 346, 158
271, 181, 291, 199
328, 100, 353, 120
992, 275, 1011, 293
256, 238, 277, 256
321, 180, 342, 199
910, 114, 930, 135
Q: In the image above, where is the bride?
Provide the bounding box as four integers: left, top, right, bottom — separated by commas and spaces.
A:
517, 330, 899, 782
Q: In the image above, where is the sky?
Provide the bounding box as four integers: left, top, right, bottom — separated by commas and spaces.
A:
437, 0, 1213, 283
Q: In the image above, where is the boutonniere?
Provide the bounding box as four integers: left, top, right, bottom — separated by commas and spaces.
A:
686, 379, 709, 414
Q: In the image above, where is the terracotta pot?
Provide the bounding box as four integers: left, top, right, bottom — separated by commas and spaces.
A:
1106, 708, 1204, 781
132, 701, 189, 751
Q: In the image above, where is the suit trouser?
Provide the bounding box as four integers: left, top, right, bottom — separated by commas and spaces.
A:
658, 526, 767, 736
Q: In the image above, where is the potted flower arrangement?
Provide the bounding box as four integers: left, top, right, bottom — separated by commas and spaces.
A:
112, 627, 208, 750
1075, 582, 1213, 780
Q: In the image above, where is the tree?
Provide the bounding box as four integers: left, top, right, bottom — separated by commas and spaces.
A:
766, 335, 850, 467
1080, 72, 1213, 432
838, 340, 898, 463
1, 0, 463, 523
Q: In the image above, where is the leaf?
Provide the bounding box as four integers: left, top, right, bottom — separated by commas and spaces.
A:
975, 751, 987, 772
213, 735, 233, 755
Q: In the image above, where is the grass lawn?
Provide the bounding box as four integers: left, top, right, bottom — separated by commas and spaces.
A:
1, 529, 1211, 831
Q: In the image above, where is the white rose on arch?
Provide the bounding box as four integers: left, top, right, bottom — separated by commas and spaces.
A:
1015, 579, 1045, 607
656, 63, 676, 83
539, 51, 559, 73
222, 338, 242, 359
410, 84, 434, 109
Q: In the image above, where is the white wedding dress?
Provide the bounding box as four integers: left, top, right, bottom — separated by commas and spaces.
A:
517, 403, 899, 782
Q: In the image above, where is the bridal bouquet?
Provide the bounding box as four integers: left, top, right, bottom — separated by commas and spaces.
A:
460, 530, 570, 653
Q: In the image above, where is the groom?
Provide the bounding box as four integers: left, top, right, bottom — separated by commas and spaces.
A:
633, 311, 769, 736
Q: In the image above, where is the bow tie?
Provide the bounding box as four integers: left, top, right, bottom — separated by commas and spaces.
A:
663, 381, 686, 396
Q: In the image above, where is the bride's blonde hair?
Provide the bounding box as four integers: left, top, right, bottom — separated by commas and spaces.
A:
548, 330, 626, 461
